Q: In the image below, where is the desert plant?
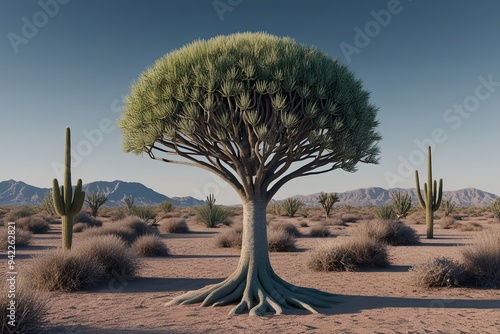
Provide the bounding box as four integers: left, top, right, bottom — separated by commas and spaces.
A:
318, 192, 339, 218
0, 227, 32, 249
438, 216, 457, 229
15, 216, 50, 234
409, 257, 465, 288
490, 198, 500, 221
73, 211, 103, 227
267, 228, 296, 252
215, 228, 243, 248
85, 192, 108, 218
196, 204, 230, 228
351, 219, 420, 246
441, 199, 456, 217
0, 282, 47, 333
268, 221, 301, 236
73, 222, 89, 233
40, 190, 56, 216
461, 229, 500, 288
133, 234, 169, 256
160, 218, 189, 233
159, 201, 175, 213
119, 32, 380, 314
280, 198, 303, 218
309, 225, 331, 237
130, 205, 157, 225
81, 225, 137, 244
343, 204, 354, 213
375, 204, 397, 221
52, 127, 85, 249
415, 146, 443, 239
390, 192, 412, 219
267, 204, 282, 216
308, 235, 389, 272
206, 194, 216, 208
3, 205, 35, 222
124, 195, 135, 210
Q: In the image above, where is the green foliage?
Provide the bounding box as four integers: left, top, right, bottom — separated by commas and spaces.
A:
159, 201, 175, 213
375, 204, 396, 221
415, 146, 443, 239
280, 198, 303, 218
442, 199, 456, 217
124, 195, 135, 209
490, 198, 500, 221
390, 192, 412, 219
196, 205, 230, 228
130, 205, 157, 224
52, 128, 85, 249
317, 192, 339, 218
40, 190, 56, 216
206, 194, 216, 208
85, 192, 108, 218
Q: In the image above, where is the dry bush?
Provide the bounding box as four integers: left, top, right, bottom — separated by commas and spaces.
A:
341, 214, 359, 223
268, 221, 301, 236
117, 216, 152, 236
215, 229, 243, 248
74, 235, 139, 279
406, 211, 426, 225
0, 282, 47, 333
133, 234, 169, 257
461, 229, 500, 288
299, 221, 309, 227
438, 216, 458, 229
459, 222, 483, 232
309, 225, 331, 237
28, 250, 104, 292
73, 211, 103, 227
160, 218, 189, 233
267, 228, 296, 252
16, 216, 50, 234
3, 206, 36, 222
73, 222, 89, 233
409, 257, 465, 288
308, 235, 389, 271
351, 219, 420, 246
81, 225, 137, 244
0, 227, 32, 249
323, 217, 346, 226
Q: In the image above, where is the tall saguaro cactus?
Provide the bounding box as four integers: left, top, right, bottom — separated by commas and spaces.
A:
52, 128, 85, 249
415, 146, 443, 239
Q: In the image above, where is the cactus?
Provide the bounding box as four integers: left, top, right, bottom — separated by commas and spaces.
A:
206, 194, 216, 208
52, 128, 85, 249
415, 146, 443, 239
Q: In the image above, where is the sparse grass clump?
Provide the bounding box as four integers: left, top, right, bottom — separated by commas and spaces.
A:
0, 283, 47, 333
341, 214, 358, 223
309, 225, 331, 237
375, 204, 397, 221
308, 235, 389, 271
133, 234, 169, 257
73, 212, 103, 227
81, 216, 154, 244
0, 227, 32, 249
269, 221, 301, 236
215, 229, 243, 248
267, 228, 296, 252
16, 215, 50, 234
438, 216, 457, 229
3, 205, 36, 222
351, 219, 420, 246
461, 230, 500, 288
72, 222, 89, 233
459, 222, 483, 232
160, 219, 189, 233
409, 257, 465, 288
196, 205, 230, 228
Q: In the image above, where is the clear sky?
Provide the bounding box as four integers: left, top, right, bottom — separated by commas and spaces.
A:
1, 0, 499, 205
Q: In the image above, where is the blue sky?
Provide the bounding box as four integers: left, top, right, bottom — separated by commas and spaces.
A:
1, 0, 499, 205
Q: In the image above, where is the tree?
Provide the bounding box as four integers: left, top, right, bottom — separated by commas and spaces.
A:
318, 192, 339, 218
119, 33, 381, 315
85, 192, 108, 218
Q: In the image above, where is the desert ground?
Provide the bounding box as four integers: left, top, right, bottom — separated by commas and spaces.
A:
2, 206, 500, 334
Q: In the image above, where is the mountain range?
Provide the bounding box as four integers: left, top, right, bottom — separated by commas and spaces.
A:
0, 180, 497, 207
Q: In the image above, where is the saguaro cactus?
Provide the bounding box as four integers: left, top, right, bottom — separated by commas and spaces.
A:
415, 146, 443, 239
52, 128, 85, 249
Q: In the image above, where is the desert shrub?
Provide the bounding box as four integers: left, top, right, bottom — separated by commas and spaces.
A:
28, 250, 104, 292
73, 222, 89, 233
375, 204, 397, 221
85, 192, 108, 217
129, 206, 157, 223
351, 219, 420, 246
215, 229, 243, 248
280, 198, 303, 217
308, 235, 389, 271
73, 211, 103, 227
299, 221, 309, 227
406, 211, 426, 225
489, 199, 500, 221
39, 190, 56, 216
0, 282, 47, 333
438, 216, 457, 229
267, 204, 282, 216
133, 234, 169, 256
160, 218, 189, 233
409, 257, 465, 288
390, 192, 412, 219
309, 225, 331, 237
159, 201, 175, 213
15, 216, 50, 234
341, 214, 358, 223
75, 235, 138, 279
118, 216, 152, 236
318, 192, 339, 218
269, 221, 301, 236
442, 199, 456, 217
323, 218, 346, 226
459, 222, 483, 232
3, 205, 35, 222
81, 225, 137, 244
267, 228, 296, 252
461, 230, 500, 288
0, 227, 32, 249
196, 205, 230, 228
110, 207, 128, 221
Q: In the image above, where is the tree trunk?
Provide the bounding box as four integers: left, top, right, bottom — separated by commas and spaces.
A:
62, 215, 73, 249
165, 198, 336, 315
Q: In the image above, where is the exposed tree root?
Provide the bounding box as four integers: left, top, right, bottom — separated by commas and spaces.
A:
165, 264, 336, 316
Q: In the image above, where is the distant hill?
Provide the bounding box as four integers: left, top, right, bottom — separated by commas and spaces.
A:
0, 180, 204, 207
289, 187, 498, 207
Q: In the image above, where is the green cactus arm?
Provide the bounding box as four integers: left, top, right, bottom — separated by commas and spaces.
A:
69, 179, 85, 215
433, 179, 443, 211
415, 170, 426, 209
52, 179, 66, 215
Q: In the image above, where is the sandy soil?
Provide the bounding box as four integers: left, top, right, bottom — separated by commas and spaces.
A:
3, 212, 500, 334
